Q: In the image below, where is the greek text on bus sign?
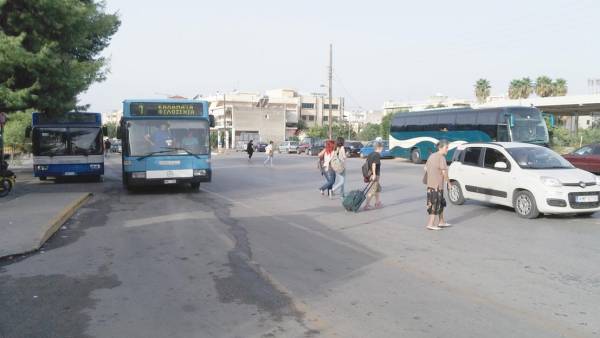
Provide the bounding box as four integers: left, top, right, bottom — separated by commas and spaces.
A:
130, 103, 203, 117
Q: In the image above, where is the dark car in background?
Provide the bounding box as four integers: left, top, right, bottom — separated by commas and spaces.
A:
298, 137, 322, 154
256, 143, 268, 152
307, 140, 325, 156
563, 143, 600, 174
344, 141, 363, 157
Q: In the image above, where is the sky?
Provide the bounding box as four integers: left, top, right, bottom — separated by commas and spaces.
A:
79, 0, 600, 113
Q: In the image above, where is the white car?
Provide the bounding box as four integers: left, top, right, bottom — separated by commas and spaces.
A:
448, 142, 600, 218
278, 141, 299, 154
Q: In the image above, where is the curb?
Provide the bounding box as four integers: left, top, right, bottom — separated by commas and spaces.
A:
38, 192, 93, 249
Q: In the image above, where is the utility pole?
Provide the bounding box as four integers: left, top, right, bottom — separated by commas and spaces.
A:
328, 44, 333, 140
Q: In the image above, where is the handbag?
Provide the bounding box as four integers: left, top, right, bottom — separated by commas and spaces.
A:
331, 149, 345, 174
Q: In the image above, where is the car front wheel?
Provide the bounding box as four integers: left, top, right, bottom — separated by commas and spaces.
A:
448, 181, 465, 205
514, 190, 540, 219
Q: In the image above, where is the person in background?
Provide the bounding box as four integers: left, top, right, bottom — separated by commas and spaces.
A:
364, 141, 383, 210
145, 123, 171, 151
318, 140, 337, 199
181, 130, 199, 149
104, 138, 111, 158
264, 141, 274, 167
246, 140, 254, 161
331, 137, 347, 198
424, 139, 451, 230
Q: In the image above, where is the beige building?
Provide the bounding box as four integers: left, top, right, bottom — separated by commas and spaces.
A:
102, 109, 122, 125
207, 89, 344, 149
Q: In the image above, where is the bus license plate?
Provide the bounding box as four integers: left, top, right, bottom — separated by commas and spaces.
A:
164, 179, 177, 184
64, 172, 76, 176
576, 195, 598, 203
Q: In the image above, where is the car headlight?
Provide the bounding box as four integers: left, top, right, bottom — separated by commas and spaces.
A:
35, 165, 48, 171
131, 172, 146, 179
90, 164, 102, 169
541, 176, 562, 187
193, 169, 207, 176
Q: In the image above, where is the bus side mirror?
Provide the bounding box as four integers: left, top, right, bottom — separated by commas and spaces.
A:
25, 126, 32, 138
507, 114, 515, 128
209, 115, 216, 128
102, 126, 108, 136
117, 126, 122, 140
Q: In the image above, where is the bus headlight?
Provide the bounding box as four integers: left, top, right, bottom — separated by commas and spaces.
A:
36, 165, 48, 171
193, 169, 207, 176
90, 164, 102, 170
132, 172, 146, 179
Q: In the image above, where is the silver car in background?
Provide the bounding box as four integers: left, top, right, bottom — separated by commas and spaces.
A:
278, 141, 299, 154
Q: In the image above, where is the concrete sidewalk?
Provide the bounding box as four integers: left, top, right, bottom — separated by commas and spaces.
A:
0, 192, 91, 258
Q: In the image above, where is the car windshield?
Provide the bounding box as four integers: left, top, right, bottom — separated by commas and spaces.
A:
507, 147, 574, 169
127, 119, 209, 157
509, 110, 549, 144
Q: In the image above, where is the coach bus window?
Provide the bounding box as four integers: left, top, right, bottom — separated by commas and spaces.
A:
509, 110, 549, 144
70, 128, 103, 155
456, 112, 477, 130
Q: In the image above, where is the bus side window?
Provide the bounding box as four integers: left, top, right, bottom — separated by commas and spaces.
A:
456, 112, 476, 130
437, 113, 456, 131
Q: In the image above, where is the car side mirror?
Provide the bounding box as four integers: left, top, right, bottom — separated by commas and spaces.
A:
209, 115, 216, 128
494, 162, 508, 170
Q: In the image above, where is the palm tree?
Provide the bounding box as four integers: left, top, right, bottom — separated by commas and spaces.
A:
474, 79, 491, 103
552, 78, 568, 96
508, 79, 521, 99
535, 76, 553, 97
519, 77, 533, 99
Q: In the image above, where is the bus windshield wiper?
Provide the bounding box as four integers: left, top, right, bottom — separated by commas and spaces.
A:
161, 147, 200, 159
137, 150, 173, 161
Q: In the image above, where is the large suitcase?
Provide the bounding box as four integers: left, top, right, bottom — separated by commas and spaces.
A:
342, 182, 374, 212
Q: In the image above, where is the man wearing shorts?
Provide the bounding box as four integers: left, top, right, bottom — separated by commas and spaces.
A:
425, 139, 451, 230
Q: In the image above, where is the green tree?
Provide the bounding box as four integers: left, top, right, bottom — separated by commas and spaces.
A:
535, 76, 553, 97
508, 79, 521, 99
103, 122, 118, 139
332, 123, 356, 140
0, 0, 120, 115
519, 77, 533, 99
306, 125, 328, 139
358, 123, 380, 141
380, 112, 393, 140
552, 78, 568, 96
2, 110, 31, 146
474, 78, 491, 103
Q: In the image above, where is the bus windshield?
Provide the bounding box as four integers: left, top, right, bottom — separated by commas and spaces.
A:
509, 110, 549, 144
32, 127, 103, 156
70, 128, 103, 155
127, 119, 209, 157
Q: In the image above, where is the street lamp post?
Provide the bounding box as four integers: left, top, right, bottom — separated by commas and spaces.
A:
328, 44, 333, 140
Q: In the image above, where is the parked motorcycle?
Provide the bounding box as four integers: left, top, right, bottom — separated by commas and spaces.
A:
0, 154, 15, 197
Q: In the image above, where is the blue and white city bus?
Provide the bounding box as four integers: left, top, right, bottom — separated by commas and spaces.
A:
389, 106, 550, 163
30, 112, 104, 180
120, 99, 214, 190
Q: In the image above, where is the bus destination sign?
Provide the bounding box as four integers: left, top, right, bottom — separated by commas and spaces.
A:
130, 103, 203, 117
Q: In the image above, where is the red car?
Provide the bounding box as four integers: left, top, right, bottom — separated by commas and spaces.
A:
563, 144, 600, 174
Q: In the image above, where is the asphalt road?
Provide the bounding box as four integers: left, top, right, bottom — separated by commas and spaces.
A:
1, 152, 599, 338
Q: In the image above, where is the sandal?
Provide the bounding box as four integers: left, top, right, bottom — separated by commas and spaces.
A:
426, 225, 442, 230
374, 202, 383, 209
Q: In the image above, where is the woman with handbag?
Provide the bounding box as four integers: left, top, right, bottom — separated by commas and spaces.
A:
331, 137, 347, 198
318, 140, 337, 199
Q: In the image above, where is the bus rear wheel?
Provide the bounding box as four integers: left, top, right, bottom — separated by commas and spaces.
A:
411, 149, 422, 164
190, 182, 200, 190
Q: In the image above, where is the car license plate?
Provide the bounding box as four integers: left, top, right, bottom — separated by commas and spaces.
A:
164, 179, 176, 184
576, 195, 598, 203
64, 172, 76, 176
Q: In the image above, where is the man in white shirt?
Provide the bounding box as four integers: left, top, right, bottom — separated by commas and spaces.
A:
263, 141, 274, 167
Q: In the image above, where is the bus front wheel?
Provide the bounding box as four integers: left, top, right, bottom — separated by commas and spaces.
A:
190, 182, 200, 190
411, 149, 422, 164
